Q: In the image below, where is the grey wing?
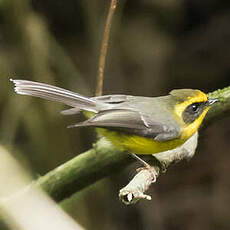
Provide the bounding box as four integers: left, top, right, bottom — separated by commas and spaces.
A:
69, 109, 180, 142
61, 94, 132, 115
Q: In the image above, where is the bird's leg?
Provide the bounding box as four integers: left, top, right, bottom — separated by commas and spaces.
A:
131, 153, 151, 168
131, 153, 157, 183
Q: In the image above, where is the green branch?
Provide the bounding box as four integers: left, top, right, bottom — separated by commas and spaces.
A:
34, 86, 230, 202
36, 138, 132, 202
206, 86, 230, 122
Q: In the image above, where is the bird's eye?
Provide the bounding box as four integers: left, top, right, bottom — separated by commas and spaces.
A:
191, 103, 200, 113
183, 102, 205, 123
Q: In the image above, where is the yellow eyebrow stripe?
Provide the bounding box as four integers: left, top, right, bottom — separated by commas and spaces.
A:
174, 90, 208, 118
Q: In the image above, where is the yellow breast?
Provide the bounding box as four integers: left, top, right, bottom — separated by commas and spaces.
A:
97, 108, 209, 155
97, 128, 185, 154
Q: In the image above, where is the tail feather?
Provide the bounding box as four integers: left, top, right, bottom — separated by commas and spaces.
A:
61, 107, 82, 115
11, 79, 103, 113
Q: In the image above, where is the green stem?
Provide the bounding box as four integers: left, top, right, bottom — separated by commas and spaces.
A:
36, 138, 131, 202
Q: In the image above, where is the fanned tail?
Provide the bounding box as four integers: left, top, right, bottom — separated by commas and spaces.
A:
11, 79, 103, 113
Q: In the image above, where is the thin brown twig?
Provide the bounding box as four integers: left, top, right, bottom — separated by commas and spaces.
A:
96, 0, 117, 96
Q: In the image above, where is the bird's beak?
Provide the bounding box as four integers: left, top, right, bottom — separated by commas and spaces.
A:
207, 98, 218, 106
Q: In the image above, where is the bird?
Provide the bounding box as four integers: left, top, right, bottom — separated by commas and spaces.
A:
11, 79, 217, 167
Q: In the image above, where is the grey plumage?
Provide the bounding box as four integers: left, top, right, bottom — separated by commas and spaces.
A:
11, 79, 181, 141
61, 94, 131, 115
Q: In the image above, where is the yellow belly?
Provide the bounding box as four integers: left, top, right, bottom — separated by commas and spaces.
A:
97, 128, 186, 154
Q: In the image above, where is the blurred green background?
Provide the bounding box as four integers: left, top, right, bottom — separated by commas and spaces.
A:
0, 0, 230, 229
